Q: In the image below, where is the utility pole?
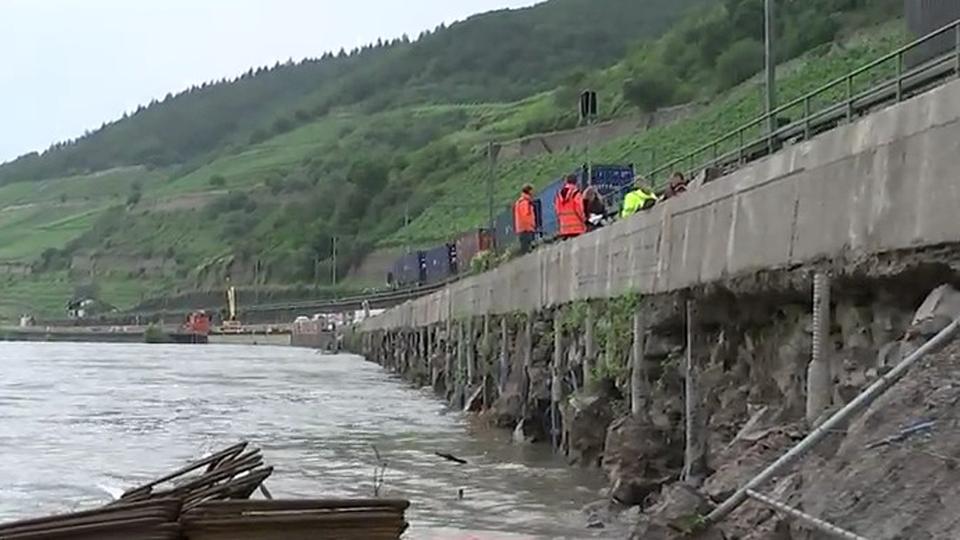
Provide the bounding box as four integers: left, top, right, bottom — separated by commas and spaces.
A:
765, 0, 778, 135
487, 142, 498, 234
331, 236, 338, 286
579, 90, 598, 185
254, 259, 260, 305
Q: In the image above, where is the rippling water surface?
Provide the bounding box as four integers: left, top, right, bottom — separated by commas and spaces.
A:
0, 342, 619, 539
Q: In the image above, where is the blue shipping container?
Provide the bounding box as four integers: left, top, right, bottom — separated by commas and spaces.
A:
391, 252, 425, 288
423, 243, 456, 285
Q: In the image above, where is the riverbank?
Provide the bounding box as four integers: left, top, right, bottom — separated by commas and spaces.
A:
350, 245, 960, 537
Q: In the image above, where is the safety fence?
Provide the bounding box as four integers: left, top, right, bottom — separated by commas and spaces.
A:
633, 18, 960, 191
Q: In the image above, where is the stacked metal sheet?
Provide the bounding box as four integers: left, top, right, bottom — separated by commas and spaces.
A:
0, 442, 410, 540
0, 499, 182, 540
115, 442, 273, 511
181, 499, 410, 540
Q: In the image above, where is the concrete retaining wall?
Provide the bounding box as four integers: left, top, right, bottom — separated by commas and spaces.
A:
364, 78, 960, 331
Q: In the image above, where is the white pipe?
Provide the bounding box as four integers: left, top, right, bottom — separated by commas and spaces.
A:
746, 490, 868, 540
706, 317, 960, 524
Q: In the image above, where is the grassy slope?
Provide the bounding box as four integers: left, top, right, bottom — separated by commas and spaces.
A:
386, 22, 906, 246
0, 168, 166, 261
0, 23, 905, 319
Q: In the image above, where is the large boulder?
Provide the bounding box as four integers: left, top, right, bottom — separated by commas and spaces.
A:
907, 284, 960, 339
630, 483, 723, 540
603, 414, 681, 506
564, 391, 614, 467
491, 389, 524, 428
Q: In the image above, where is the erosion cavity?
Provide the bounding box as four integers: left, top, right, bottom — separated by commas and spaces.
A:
349, 247, 960, 537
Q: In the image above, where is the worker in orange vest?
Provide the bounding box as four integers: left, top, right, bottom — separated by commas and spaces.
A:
555, 175, 586, 239
514, 184, 537, 254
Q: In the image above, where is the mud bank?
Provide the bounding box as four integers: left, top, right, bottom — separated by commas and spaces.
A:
349, 245, 960, 538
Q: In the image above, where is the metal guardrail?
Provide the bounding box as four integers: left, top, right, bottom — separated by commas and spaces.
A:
618, 19, 960, 197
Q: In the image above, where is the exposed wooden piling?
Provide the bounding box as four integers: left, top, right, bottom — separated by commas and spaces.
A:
584, 305, 596, 392
522, 313, 533, 409
426, 326, 435, 387
466, 317, 476, 386
456, 321, 465, 406
483, 314, 491, 408
499, 317, 509, 396
682, 298, 706, 486
551, 313, 563, 449
444, 319, 453, 394
807, 272, 833, 425
630, 311, 647, 416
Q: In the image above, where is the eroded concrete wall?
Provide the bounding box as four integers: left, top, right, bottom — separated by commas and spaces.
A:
364, 78, 960, 331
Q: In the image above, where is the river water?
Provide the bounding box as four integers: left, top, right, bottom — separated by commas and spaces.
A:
0, 342, 622, 539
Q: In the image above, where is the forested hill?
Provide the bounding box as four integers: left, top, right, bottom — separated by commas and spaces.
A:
0, 0, 904, 320
0, 0, 708, 184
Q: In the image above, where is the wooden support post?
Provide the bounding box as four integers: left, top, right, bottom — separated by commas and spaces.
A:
426, 326, 436, 387
483, 314, 491, 409
683, 298, 706, 486
390, 331, 397, 371
499, 317, 509, 396
807, 272, 833, 425
631, 311, 647, 416
384, 331, 391, 369
551, 313, 563, 450
379, 332, 386, 367
583, 304, 596, 392
456, 321, 465, 407
418, 326, 430, 384
444, 319, 453, 393
522, 313, 533, 410
402, 330, 410, 375
466, 317, 475, 386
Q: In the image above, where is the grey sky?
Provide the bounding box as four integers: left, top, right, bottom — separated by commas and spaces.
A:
0, 0, 540, 164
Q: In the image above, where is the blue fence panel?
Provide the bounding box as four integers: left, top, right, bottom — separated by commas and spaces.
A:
582, 164, 635, 196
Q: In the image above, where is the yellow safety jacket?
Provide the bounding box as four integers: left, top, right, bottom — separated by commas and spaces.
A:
620, 189, 658, 219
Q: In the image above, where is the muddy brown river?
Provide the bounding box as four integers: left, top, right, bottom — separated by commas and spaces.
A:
0, 342, 623, 539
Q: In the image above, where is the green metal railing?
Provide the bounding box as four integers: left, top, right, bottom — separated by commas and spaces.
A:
628, 19, 960, 192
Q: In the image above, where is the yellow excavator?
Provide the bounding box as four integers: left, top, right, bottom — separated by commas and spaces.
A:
221, 284, 243, 334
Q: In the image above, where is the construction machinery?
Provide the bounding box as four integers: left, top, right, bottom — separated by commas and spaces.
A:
221, 285, 243, 334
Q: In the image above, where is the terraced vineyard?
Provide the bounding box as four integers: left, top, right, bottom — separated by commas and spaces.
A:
0, 0, 906, 319
386, 23, 907, 247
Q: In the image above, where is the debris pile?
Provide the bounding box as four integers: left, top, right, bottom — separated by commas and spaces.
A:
0, 442, 410, 540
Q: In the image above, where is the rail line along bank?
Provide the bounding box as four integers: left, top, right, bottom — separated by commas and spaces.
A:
388, 164, 636, 289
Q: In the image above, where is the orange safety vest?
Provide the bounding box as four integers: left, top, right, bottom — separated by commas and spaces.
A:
555, 184, 586, 237
514, 193, 536, 233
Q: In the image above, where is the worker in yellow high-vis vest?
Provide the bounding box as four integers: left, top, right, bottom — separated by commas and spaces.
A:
620, 176, 659, 219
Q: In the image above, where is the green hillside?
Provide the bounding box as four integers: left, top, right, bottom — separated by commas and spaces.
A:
0, 0, 905, 320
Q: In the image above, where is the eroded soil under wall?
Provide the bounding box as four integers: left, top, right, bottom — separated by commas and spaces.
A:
349, 245, 960, 537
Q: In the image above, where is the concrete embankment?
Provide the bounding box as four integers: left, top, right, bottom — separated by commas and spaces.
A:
351, 78, 960, 537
